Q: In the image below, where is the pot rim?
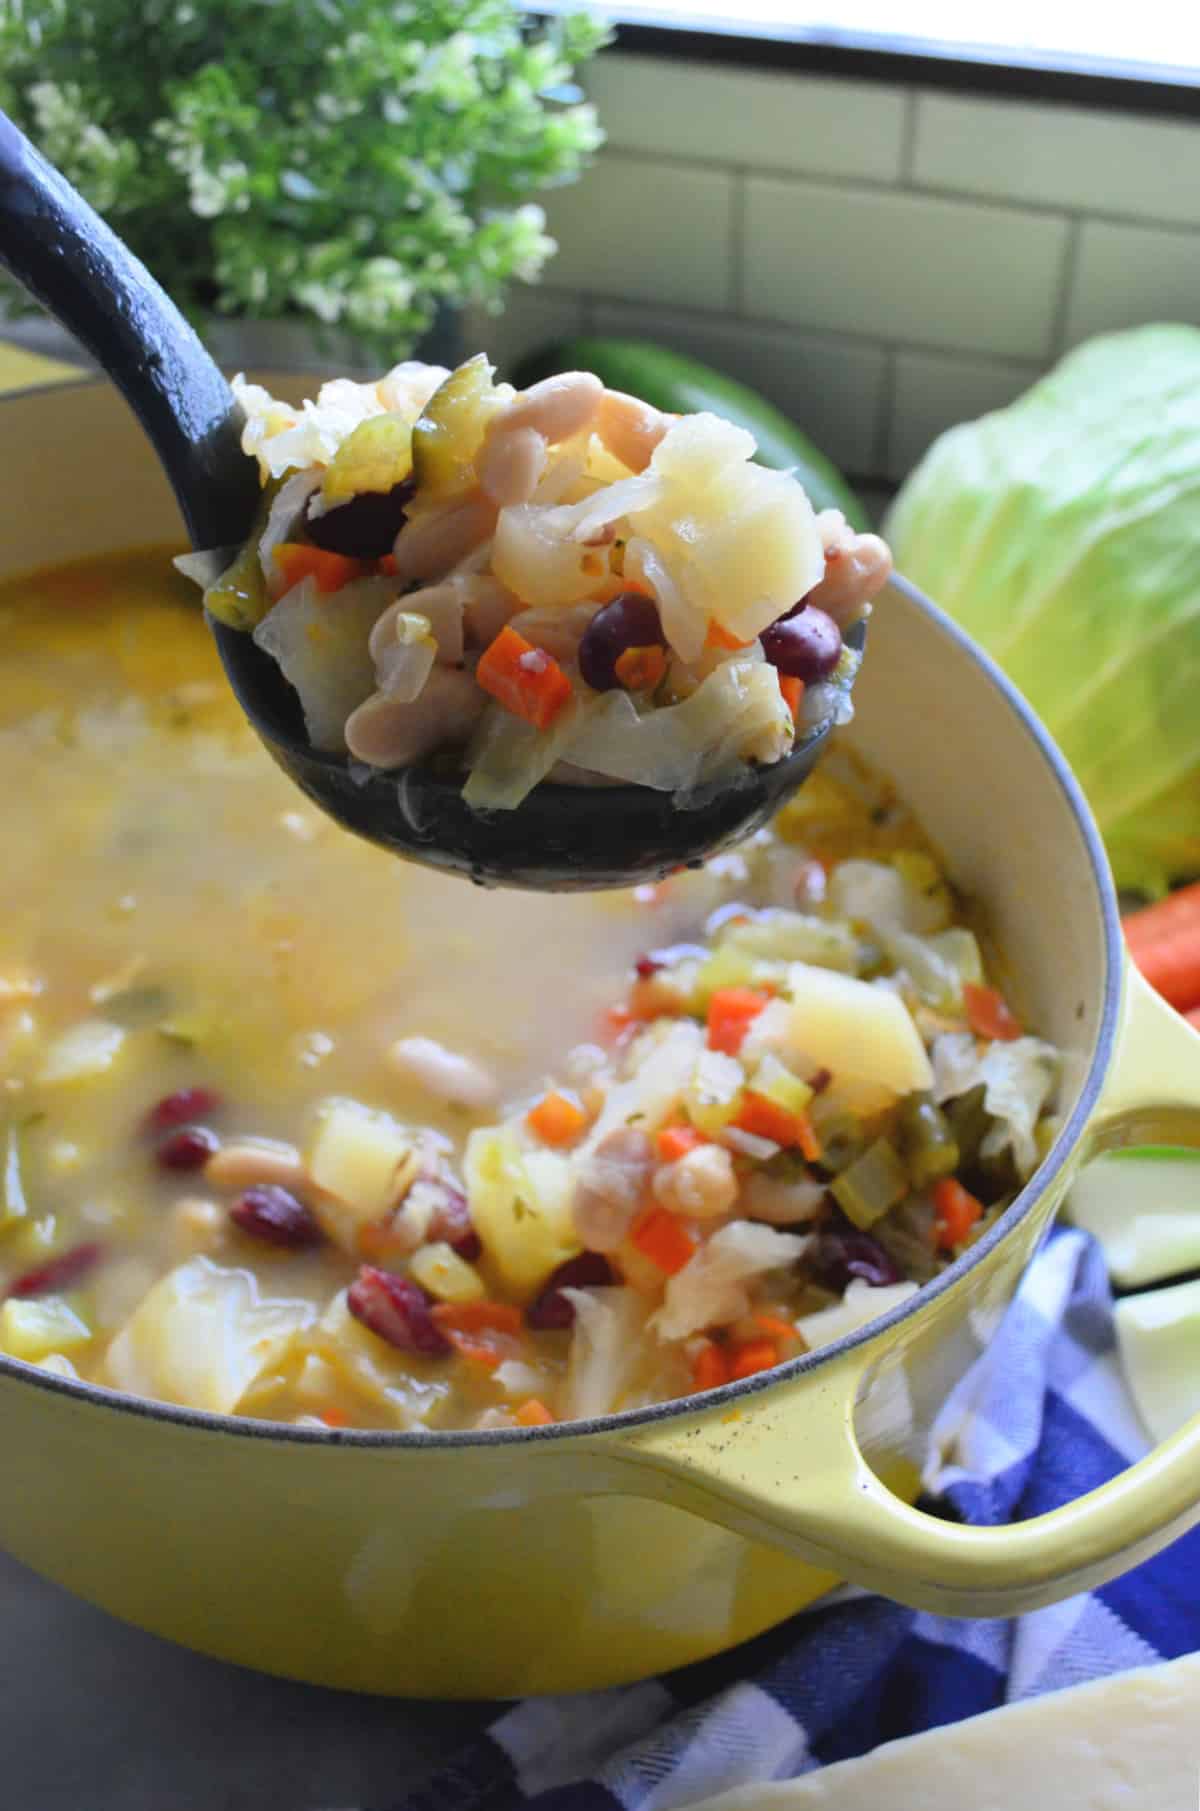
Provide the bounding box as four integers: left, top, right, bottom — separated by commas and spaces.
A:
0, 377, 1123, 1450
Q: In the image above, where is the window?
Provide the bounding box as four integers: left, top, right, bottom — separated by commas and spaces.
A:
585, 2, 1200, 84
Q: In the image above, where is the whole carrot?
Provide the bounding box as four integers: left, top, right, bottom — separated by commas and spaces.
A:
1122, 879, 1200, 952
1129, 930, 1200, 1013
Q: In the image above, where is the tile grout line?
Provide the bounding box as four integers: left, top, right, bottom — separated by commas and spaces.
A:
594, 142, 1200, 236
1047, 215, 1084, 359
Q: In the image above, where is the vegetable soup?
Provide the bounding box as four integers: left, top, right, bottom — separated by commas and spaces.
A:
0, 549, 1062, 1430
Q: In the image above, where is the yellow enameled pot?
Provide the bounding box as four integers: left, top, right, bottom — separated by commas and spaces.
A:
4, 372, 1200, 1699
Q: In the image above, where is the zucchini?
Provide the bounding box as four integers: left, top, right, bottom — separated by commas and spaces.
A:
512, 336, 870, 527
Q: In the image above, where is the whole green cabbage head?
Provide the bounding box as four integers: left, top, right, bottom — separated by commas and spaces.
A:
885, 324, 1200, 898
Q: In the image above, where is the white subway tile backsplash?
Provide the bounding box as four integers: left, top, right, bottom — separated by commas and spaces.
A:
744, 177, 1068, 359
1063, 220, 1200, 347
540, 153, 734, 312
464, 292, 585, 381
887, 350, 1041, 479
591, 301, 886, 472
587, 51, 906, 183
913, 94, 1200, 229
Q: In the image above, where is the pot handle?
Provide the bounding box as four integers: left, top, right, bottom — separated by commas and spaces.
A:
606, 964, 1200, 1618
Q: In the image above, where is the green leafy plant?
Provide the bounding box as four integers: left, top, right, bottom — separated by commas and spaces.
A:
0, 0, 609, 355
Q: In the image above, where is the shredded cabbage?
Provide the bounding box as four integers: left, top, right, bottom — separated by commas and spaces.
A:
932, 1032, 1059, 1177
652, 1222, 811, 1341
104, 1258, 317, 1414
252, 575, 393, 751
886, 324, 1200, 895
796, 1278, 919, 1351
562, 1285, 651, 1418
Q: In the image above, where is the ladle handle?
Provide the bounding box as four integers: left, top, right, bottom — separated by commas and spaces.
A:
0, 109, 259, 551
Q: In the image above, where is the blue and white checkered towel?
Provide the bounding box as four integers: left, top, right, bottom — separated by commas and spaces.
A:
380, 1227, 1199, 1811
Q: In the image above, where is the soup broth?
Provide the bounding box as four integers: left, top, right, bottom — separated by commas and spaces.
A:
0, 549, 1061, 1431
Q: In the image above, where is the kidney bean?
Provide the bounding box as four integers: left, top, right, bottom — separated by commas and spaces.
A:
578, 593, 666, 693
156, 1126, 219, 1172
305, 479, 415, 558
427, 1183, 482, 1262
230, 1185, 324, 1250
145, 1087, 222, 1132
810, 1213, 901, 1291
7, 1242, 104, 1299
347, 1266, 450, 1356
527, 1252, 616, 1330
760, 603, 842, 682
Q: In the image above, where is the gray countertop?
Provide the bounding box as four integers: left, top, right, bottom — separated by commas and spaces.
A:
0, 1550, 492, 1811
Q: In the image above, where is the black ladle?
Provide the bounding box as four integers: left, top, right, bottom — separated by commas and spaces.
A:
0, 112, 863, 891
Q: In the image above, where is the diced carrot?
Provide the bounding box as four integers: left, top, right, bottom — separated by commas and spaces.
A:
735, 1092, 805, 1147
526, 1091, 588, 1147
705, 620, 753, 651
1187, 1006, 1200, 1032
707, 986, 770, 1055
753, 1313, 800, 1343
795, 1111, 822, 1165
318, 1406, 350, 1428
657, 1121, 709, 1163
476, 625, 573, 731
1128, 931, 1200, 1013
963, 983, 1023, 1042
931, 1176, 985, 1249
631, 1205, 699, 1275
614, 645, 668, 691
272, 542, 367, 594
432, 1301, 524, 1337
515, 1398, 555, 1427
729, 1339, 779, 1380
357, 1220, 402, 1261
778, 674, 804, 722
377, 553, 398, 576
599, 1004, 636, 1043
691, 1341, 730, 1391
1123, 881, 1200, 952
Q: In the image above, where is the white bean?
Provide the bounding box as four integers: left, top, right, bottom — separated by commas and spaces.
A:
462, 576, 521, 649
572, 1127, 653, 1251
811, 509, 893, 626
742, 1170, 826, 1225
390, 495, 499, 584
369, 584, 466, 666
205, 1139, 307, 1192
344, 667, 485, 769
388, 1036, 499, 1111
653, 1145, 738, 1219
504, 372, 603, 444
596, 388, 669, 474
478, 424, 548, 507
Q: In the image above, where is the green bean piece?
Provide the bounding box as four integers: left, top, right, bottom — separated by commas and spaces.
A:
900, 1094, 960, 1187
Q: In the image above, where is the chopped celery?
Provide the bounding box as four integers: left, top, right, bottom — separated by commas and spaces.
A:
745, 1054, 814, 1118
900, 1095, 960, 1187
685, 1048, 745, 1137
0, 1296, 92, 1362
831, 1137, 909, 1228
943, 1085, 990, 1168
692, 943, 777, 1010
720, 910, 859, 974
